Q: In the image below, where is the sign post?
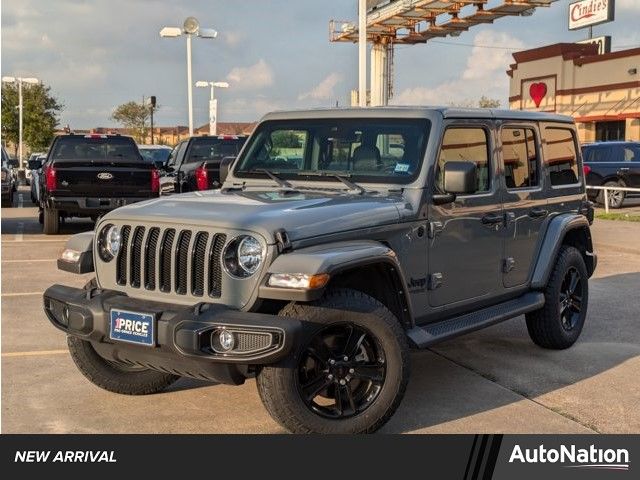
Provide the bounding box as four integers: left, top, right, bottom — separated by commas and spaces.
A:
209, 98, 218, 136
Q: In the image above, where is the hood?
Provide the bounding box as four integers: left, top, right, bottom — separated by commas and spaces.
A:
105, 189, 403, 243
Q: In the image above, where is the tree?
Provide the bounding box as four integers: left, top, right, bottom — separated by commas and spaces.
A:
477, 96, 501, 108
1, 82, 62, 154
111, 101, 153, 143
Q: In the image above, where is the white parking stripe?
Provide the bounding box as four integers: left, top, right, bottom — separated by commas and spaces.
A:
18, 193, 24, 208
2, 259, 57, 263
1, 292, 43, 297
14, 222, 24, 242
1, 239, 68, 243
2, 350, 68, 358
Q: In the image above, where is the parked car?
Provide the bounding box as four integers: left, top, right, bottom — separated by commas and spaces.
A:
45, 108, 596, 434
1, 146, 17, 207
29, 154, 47, 205
36, 133, 160, 234
26, 152, 44, 185
160, 135, 247, 194
138, 144, 172, 168
582, 141, 640, 208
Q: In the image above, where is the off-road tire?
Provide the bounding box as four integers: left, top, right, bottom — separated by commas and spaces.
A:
43, 206, 60, 234
256, 288, 410, 434
526, 245, 589, 350
597, 180, 626, 209
67, 336, 179, 395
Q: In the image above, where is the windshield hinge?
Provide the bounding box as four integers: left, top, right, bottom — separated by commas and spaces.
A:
275, 229, 292, 253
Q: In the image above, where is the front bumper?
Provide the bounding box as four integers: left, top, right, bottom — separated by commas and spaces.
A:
43, 284, 301, 385
47, 196, 153, 215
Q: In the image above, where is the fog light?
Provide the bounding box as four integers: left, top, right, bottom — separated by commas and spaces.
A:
268, 273, 330, 289
219, 330, 235, 351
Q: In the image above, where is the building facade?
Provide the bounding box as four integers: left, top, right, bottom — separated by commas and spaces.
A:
508, 43, 639, 143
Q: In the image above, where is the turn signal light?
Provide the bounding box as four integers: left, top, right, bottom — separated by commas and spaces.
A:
195, 164, 208, 191
268, 273, 330, 290
45, 166, 57, 191
151, 169, 160, 193
583, 165, 591, 176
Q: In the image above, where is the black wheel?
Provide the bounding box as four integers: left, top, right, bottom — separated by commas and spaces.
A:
597, 180, 625, 209
38, 209, 44, 224
43, 206, 60, 234
67, 336, 179, 395
526, 245, 589, 349
256, 288, 410, 433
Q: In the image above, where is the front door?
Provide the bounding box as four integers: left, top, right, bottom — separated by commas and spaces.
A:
428, 122, 504, 308
499, 124, 547, 288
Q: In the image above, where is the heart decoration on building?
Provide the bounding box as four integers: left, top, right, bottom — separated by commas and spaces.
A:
529, 82, 548, 108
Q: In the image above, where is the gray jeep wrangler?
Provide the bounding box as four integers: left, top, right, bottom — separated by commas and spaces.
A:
44, 107, 596, 433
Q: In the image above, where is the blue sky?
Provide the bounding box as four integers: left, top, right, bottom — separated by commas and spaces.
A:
2, 0, 638, 128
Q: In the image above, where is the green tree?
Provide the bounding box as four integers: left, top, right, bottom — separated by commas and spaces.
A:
477, 96, 501, 108
111, 101, 153, 143
1, 82, 62, 153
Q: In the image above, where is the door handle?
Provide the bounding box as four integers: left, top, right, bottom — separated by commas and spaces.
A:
529, 208, 548, 218
618, 167, 630, 173
481, 213, 503, 225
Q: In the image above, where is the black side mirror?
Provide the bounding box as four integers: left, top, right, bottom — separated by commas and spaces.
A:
219, 156, 235, 184
28, 159, 42, 170
153, 160, 166, 170
433, 161, 478, 205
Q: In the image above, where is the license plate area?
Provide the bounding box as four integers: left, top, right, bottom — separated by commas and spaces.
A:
110, 309, 155, 347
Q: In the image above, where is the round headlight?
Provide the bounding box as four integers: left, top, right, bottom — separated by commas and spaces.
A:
223, 235, 264, 278
98, 224, 121, 262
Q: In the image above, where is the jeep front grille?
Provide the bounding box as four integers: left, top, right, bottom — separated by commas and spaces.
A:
115, 225, 227, 298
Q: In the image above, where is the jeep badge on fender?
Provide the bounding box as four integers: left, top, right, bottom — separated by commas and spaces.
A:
44, 107, 596, 434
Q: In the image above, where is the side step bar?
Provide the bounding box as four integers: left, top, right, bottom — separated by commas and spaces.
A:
407, 292, 545, 349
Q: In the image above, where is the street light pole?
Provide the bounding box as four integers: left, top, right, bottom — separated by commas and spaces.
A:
358, 0, 367, 107
186, 34, 194, 136
196, 81, 229, 136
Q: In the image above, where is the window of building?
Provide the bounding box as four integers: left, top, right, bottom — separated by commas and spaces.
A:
544, 127, 580, 186
501, 127, 539, 189
437, 127, 490, 193
596, 121, 626, 142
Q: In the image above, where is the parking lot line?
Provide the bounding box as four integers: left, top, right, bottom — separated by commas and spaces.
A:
1, 259, 57, 263
2, 349, 68, 358
1, 239, 68, 243
1, 292, 43, 297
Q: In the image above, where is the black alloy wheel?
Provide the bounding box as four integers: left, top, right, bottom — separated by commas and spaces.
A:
559, 267, 583, 331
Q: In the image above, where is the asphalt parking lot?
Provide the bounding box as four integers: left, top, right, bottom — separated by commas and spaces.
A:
2, 186, 639, 433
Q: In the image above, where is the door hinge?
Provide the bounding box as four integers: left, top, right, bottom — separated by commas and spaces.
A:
503, 257, 516, 273
428, 273, 443, 290
428, 221, 443, 239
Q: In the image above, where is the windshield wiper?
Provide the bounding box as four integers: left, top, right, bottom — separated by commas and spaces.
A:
250, 168, 296, 190
297, 171, 366, 195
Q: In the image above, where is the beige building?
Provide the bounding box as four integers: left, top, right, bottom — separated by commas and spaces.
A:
508, 43, 639, 143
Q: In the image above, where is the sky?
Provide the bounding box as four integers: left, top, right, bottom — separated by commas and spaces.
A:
1, 0, 639, 129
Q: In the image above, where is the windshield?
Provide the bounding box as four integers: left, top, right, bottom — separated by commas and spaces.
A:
51, 137, 141, 161
139, 148, 171, 164
234, 118, 430, 183
186, 138, 246, 163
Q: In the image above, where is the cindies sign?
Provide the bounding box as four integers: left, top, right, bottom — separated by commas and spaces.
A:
568, 0, 615, 30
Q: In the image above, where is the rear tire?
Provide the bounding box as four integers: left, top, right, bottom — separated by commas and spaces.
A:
526, 246, 589, 349
67, 336, 179, 395
43, 206, 59, 234
256, 288, 410, 434
597, 180, 625, 209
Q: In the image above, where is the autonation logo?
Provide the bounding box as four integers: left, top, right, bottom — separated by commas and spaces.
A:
509, 444, 630, 471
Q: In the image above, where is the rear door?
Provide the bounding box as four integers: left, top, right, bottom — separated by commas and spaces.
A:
499, 123, 546, 288
428, 121, 504, 308
50, 136, 154, 197
617, 144, 640, 188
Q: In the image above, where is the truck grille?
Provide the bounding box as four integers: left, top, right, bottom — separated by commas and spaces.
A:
115, 225, 227, 298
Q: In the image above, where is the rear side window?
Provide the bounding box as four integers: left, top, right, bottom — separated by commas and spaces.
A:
501, 127, 539, 189
186, 139, 243, 164
543, 127, 579, 186
51, 137, 140, 161
438, 127, 490, 193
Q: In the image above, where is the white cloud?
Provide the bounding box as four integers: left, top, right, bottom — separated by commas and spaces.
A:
618, 0, 640, 12
226, 59, 274, 90
393, 31, 524, 107
222, 31, 245, 48
298, 72, 343, 101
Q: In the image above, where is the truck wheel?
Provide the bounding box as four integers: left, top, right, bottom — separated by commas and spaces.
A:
526, 245, 589, 350
43, 207, 60, 234
67, 336, 179, 395
597, 180, 625, 209
256, 288, 410, 433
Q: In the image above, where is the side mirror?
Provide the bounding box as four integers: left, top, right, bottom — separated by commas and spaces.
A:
153, 160, 166, 170
8, 159, 19, 168
433, 161, 478, 205
28, 159, 43, 170
219, 156, 235, 184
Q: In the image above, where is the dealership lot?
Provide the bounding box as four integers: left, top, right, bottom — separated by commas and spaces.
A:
2, 187, 639, 434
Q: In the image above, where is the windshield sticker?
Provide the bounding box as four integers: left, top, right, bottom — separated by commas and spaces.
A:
394, 163, 410, 173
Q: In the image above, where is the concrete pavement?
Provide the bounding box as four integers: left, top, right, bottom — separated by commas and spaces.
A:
2, 187, 639, 433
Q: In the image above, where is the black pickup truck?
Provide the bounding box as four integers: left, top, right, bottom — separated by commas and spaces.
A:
36, 134, 160, 234
159, 135, 247, 195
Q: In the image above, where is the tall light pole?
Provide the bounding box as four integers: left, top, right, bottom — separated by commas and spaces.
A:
195, 81, 229, 135
2, 76, 40, 169
358, 0, 367, 107
159, 17, 218, 136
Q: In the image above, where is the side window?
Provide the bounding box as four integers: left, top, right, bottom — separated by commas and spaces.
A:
168, 142, 187, 167
624, 146, 639, 162
438, 127, 490, 193
501, 127, 539, 189
543, 127, 580, 186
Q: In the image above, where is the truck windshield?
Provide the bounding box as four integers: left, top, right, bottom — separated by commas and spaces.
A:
234, 118, 430, 184
51, 137, 141, 161
186, 138, 245, 163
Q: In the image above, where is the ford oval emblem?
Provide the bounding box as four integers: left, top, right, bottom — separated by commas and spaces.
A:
97, 172, 114, 180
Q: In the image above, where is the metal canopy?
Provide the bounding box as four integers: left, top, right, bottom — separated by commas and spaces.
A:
331, 0, 558, 44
